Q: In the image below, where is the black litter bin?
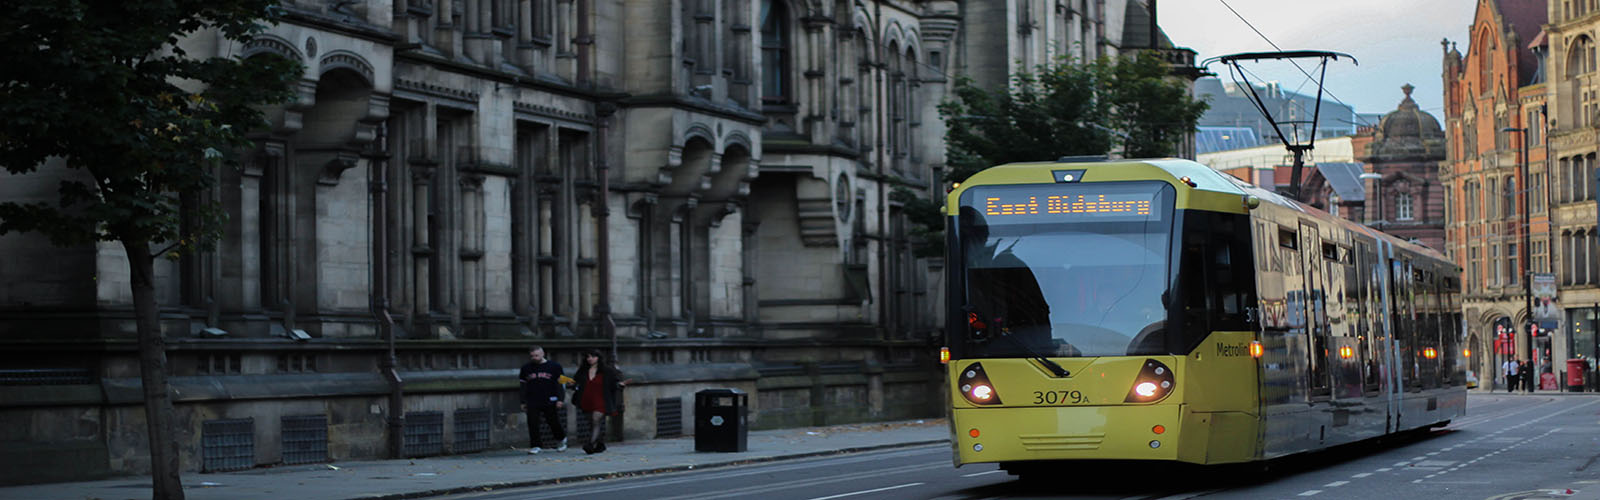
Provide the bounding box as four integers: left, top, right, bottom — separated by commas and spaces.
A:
694, 388, 747, 452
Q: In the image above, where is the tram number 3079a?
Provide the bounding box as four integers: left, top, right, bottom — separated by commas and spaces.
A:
1031, 390, 1089, 405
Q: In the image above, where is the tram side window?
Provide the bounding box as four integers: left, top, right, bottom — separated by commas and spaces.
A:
1420, 269, 1441, 389
1442, 276, 1464, 386
1357, 241, 1380, 391
1177, 211, 1259, 350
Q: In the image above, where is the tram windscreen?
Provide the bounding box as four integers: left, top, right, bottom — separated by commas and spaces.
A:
956, 181, 1177, 358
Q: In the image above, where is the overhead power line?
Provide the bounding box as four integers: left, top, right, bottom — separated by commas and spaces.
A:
1214, 0, 1376, 128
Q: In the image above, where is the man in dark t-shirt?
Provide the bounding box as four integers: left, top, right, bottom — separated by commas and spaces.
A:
519, 346, 567, 453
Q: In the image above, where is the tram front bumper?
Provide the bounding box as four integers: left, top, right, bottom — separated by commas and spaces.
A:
952, 405, 1184, 465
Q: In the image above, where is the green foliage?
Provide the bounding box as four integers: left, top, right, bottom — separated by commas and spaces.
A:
890, 186, 947, 258
1099, 52, 1212, 159
903, 52, 1209, 256
0, 0, 303, 255
938, 61, 1114, 184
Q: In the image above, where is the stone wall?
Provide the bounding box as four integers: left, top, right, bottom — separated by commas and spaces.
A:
0, 357, 938, 484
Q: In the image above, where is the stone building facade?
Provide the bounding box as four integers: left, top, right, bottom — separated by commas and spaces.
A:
1442, 0, 1552, 388
1540, 0, 1600, 376
0, 0, 1164, 483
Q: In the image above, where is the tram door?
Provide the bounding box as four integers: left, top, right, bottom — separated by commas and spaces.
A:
1300, 221, 1331, 398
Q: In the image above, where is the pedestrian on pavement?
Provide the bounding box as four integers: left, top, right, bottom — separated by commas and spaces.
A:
573, 348, 627, 454
520, 346, 568, 454
1503, 358, 1518, 393
1521, 358, 1534, 392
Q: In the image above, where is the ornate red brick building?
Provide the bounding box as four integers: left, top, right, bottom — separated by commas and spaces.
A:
1441, 0, 1550, 387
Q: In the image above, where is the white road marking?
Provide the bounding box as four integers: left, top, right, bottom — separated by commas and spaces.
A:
1324, 481, 1349, 487
961, 470, 1004, 477
806, 483, 924, 500
1352, 473, 1373, 478
1145, 491, 1223, 500
1376, 468, 1393, 472
1298, 490, 1321, 496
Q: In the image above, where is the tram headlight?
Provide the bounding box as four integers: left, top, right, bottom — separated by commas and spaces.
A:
1124, 359, 1176, 403
1134, 382, 1158, 397
958, 362, 1003, 405
972, 384, 994, 400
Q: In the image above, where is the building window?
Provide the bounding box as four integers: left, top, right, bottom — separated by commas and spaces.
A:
1469, 246, 1481, 291
1534, 239, 1548, 273
1329, 194, 1340, 218
1487, 178, 1498, 218
1444, 189, 1453, 224
1504, 176, 1515, 218
1396, 192, 1414, 221
1509, 242, 1519, 286
1529, 110, 1543, 145
1464, 181, 1478, 221
1492, 244, 1501, 286
759, 0, 789, 104
1533, 173, 1546, 213
1589, 153, 1599, 201
1569, 35, 1596, 78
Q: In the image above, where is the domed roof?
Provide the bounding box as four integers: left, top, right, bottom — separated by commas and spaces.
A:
1366, 84, 1445, 161
1378, 84, 1444, 138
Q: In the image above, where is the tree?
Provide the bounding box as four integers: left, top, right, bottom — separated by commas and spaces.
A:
0, 2, 302, 498
894, 52, 1209, 256
1099, 52, 1212, 159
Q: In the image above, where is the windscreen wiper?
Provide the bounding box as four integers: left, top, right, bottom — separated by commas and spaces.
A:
965, 305, 1069, 377
997, 329, 1071, 378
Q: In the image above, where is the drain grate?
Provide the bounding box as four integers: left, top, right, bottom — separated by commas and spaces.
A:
403, 411, 444, 457
453, 408, 490, 453
281, 415, 328, 465
655, 398, 683, 438
202, 418, 255, 472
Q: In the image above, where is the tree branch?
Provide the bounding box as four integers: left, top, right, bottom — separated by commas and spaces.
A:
151, 240, 180, 260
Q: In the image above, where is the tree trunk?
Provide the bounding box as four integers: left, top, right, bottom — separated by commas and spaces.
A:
123, 239, 186, 500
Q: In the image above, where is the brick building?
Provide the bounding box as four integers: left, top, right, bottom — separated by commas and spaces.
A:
1442, 0, 1553, 386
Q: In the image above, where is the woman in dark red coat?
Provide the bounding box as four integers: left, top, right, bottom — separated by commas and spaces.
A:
572, 348, 625, 453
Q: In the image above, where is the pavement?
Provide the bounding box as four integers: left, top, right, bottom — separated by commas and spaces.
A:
0, 419, 950, 500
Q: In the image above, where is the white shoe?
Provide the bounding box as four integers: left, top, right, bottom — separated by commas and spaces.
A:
556, 438, 568, 452
528, 447, 541, 455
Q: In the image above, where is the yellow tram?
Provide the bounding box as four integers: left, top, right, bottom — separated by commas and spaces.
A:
944, 158, 1465, 474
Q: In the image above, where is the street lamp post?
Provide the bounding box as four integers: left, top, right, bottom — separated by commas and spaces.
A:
1504, 126, 1536, 387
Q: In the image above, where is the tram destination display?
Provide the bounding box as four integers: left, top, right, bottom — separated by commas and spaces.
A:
962, 182, 1169, 225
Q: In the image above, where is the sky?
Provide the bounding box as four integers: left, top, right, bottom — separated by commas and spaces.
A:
1163, 0, 1481, 124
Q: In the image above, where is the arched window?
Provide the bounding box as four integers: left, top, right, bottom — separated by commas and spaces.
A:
1568, 35, 1595, 77
1590, 153, 1599, 201
1574, 155, 1588, 202
1565, 230, 1576, 285
854, 25, 871, 146
1589, 229, 1600, 284
1478, 31, 1494, 91
1574, 230, 1587, 285
759, 0, 790, 104
905, 48, 919, 164
1396, 192, 1415, 221
887, 40, 902, 166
